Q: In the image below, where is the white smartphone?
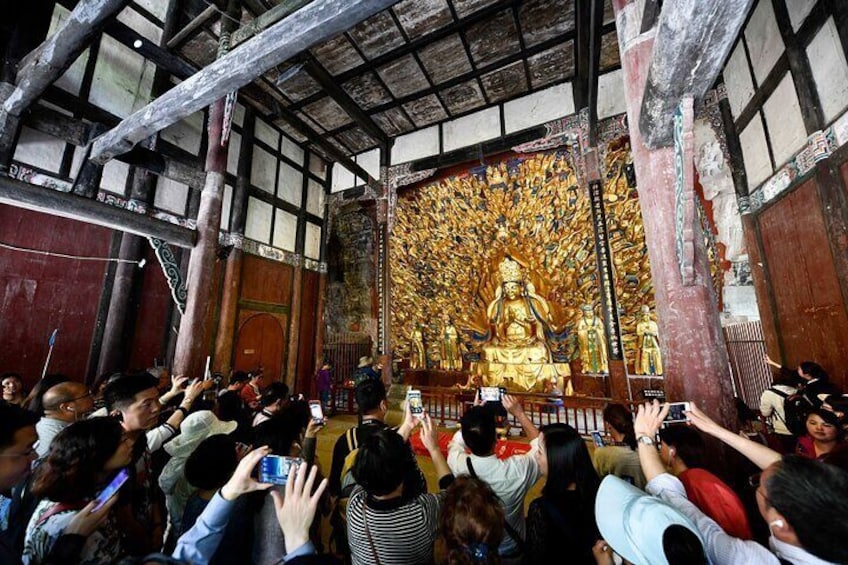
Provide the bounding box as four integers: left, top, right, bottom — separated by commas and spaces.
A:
479, 386, 503, 402
309, 400, 324, 423
664, 402, 692, 424
406, 389, 424, 419
590, 430, 606, 448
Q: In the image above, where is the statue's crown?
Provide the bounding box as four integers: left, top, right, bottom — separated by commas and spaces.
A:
499, 257, 523, 284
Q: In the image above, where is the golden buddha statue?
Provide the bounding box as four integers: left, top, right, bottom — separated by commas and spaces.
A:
440, 316, 462, 371
635, 305, 663, 375
577, 303, 609, 374
474, 257, 570, 392
410, 323, 426, 370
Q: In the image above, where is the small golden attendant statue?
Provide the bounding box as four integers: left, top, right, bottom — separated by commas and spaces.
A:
635, 305, 663, 375
577, 303, 609, 374
440, 316, 462, 371
410, 323, 426, 370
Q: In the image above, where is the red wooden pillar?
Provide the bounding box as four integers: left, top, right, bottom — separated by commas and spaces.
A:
612, 0, 736, 426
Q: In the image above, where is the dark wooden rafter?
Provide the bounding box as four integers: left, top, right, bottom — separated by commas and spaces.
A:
0, 174, 196, 248
230, 0, 313, 48
88, 0, 402, 165
105, 17, 199, 79
301, 53, 389, 150
287, 0, 522, 113
167, 5, 218, 49
639, 0, 755, 147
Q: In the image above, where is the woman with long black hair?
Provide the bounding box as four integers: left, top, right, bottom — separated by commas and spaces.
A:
525, 423, 601, 564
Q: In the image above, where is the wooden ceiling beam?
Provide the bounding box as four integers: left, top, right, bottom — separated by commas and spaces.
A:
639, 0, 754, 147
0, 174, 196, 248
89, 0, 401, 164
230, 0, 313, 48
166, 5, 218, 50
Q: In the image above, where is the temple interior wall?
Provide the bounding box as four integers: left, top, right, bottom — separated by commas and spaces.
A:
1, 3, 329, 386
719, 0, 848, 388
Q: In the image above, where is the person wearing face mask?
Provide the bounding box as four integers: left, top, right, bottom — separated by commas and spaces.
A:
637, 401, 848, 565
34, 382, 95, 459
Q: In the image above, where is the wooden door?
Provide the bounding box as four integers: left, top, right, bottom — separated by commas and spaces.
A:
234, 313, 286, 382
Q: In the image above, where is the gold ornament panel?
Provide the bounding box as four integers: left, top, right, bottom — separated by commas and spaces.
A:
601, 137, 657, 365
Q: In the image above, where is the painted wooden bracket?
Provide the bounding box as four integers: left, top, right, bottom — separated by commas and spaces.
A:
674, 95, 696, 286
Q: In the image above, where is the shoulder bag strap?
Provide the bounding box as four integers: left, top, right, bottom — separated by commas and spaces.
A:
362, 503, 382, 565
466, 458, 527, 551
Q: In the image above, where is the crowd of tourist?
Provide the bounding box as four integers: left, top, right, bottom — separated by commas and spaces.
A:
0, 358, 847, 565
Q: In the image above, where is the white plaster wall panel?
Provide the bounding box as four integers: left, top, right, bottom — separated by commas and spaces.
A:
763, 73, 807, 167
306, 179, 325, 217
391, 126, 439, 164
304, 222, 322, 260
443, 107, 501, 152
281, 135, 305, 165
272, 210, 298, 252
278, 162, 303, 206
254, 118, 279, 149
101, 160, 130, 195
788, 0, 816, 32
220, 184, 233, 231
251, 146, 277, 194
597, 71, 627, 119
357, 148, 381, 180
723, 286, 760, 319
744, 0, 785, 85
245, 197, 273, 244
724, 42, 755, 119
13, 127, 65, 173
48, 7, 89, 95
226, 131, 242, 175
89, 36, 154, 117
807, 18, 848, 123
739, 117, 772, 190
154, 177, 188, 214
117, 8, 162, 43
309, 154, 327, 179
504, 83, 574, 133
332, 163, 355, 192
234, 104, 245, 127
160, 111, 204, 156
134, 0, 169, 21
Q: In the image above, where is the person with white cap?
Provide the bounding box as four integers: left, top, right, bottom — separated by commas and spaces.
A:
159, 410, 238, 546
593, 471, 707, 564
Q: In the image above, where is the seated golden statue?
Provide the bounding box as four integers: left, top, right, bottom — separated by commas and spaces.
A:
474, 257, 570, 392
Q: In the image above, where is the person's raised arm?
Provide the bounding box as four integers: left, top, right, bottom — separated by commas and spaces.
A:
633, 401, 669, 483
271, 462, 329, 557
503, 394, 539, 440
420, 414, 452, 483
159, 374, 189, 405
165, 379, 205, 430
396, 400, 420, 441
686, 403, 781, 470
174, 447, 273, 563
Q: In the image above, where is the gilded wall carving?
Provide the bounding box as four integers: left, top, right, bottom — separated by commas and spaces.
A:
390, 143, 659, 370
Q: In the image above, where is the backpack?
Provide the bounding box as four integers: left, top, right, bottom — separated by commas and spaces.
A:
782, 393, 810, 436
330, 428, 361, 559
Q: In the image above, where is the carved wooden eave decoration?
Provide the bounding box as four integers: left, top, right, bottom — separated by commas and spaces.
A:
674, 95, 696, 286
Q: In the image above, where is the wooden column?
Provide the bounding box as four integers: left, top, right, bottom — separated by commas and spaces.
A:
172, 2, 239, 379
213, 108, 253, 375
612, 0, 736, 426
286, 261, 304, 388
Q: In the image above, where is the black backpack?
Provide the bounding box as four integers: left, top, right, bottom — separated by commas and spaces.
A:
781, 393, 809, 436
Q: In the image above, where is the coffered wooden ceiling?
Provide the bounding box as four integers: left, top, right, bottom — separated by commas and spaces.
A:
172, 0, 620, 158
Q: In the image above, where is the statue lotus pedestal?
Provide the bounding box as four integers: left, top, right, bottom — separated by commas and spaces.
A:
470, 360, 572, 394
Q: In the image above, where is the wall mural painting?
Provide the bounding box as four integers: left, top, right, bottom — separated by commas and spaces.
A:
325, 210, 376, 345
